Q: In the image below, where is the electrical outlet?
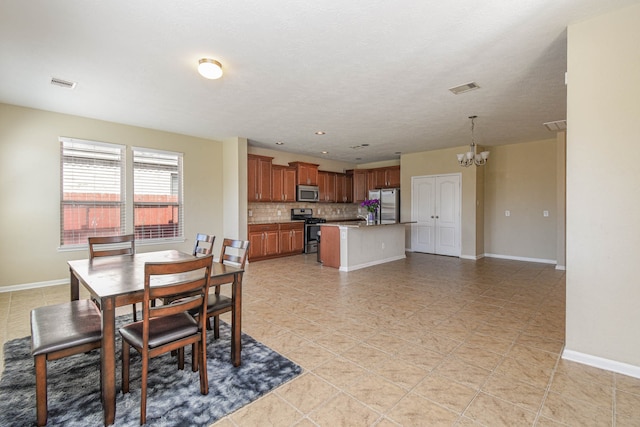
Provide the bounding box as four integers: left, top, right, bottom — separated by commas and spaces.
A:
382, 242, 385, 250
277, 210, 281, 216
505, 210, 511, 217
248, 209, 253, 217
543, 210, 549, 217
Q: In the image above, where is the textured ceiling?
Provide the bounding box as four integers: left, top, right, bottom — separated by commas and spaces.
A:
1, 0, 638, 163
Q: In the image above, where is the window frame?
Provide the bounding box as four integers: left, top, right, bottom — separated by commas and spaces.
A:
132, 146, 184, 243
59, 137, 126, 249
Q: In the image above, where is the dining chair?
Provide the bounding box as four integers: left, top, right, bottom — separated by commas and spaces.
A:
205, 238, 249, 339
193, 233, 215, 257
119, 255, 213, 425
30, 299, 102, 427
88, 234, 140, 321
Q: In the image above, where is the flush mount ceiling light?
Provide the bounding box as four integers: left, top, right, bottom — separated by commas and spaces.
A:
197, 58, 223, 79
315, 131, 326, 135
456, 115, 490, 167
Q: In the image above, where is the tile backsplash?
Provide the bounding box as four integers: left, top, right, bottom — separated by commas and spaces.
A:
248, 202, 362, 223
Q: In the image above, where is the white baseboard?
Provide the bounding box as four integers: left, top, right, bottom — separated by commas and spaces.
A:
484, 253, 557, 265
555, 264, 566, 271
0, 278, 69, 293
460, 254, 484, 260
562, 349, 640, 379
339, 255, 406, 272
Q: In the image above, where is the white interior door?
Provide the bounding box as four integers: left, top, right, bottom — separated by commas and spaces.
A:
411, 176, 435, 253
435, 175, 461, 256
411, 174, 461, 256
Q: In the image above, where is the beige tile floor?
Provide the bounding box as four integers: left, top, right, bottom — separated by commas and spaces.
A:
2, 252, 640, 426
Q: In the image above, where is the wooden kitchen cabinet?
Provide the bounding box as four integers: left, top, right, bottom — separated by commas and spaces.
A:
289, 161, 319, 186
375, 166, 400, 188
336, 173, 352, 203
271, 165, 297, 202
248, 224, 279, 260
350, 169, 368, 203
248, 222, 304, 261
318, 170, 336, 202
248, 154, 273, 202
279, 222, 304, 255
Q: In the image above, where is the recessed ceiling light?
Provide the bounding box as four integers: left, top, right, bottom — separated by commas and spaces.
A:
275, 141, 284, 145
197, 58, 223, 79
321, 151, 328, 154
315, 131, 326, 135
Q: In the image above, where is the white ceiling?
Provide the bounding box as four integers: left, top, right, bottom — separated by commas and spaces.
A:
1, 0, 638, 163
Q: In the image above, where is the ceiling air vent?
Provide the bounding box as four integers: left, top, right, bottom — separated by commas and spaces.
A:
543, 120, 567, 131
448, 81, 480, 95
50, 77, 77, 89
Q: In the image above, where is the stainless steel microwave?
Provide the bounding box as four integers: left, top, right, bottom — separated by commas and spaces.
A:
297, 185, 319, 202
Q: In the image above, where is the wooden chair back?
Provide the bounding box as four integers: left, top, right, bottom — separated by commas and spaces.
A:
143, 255, 213, 325
193, 233, 215, 257
219, 238, 250, 269
88, 234, 135, 259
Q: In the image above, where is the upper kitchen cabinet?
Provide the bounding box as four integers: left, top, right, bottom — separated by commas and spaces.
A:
272, 165, 297, 202
336, 173, 353, 203
248, 154, 273, 202
376, 166, 400, 188
351, 169, 368, 203
318, 171, 337, 202
289, 161, 319, 186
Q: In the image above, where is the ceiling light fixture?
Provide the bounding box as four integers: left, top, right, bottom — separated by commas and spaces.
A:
197, 58, 223, 79
275, 141, 284, 145
315, 131, 326, 135
456, 115, 489, 167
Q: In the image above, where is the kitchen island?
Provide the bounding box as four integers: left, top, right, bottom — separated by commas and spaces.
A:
319, 221, 406, 271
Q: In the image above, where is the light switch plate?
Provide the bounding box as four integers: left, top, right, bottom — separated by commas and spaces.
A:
505, 210, 511, 217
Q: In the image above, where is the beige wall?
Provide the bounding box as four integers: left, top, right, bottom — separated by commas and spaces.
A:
484, 138, 558, 261
401, 145, 481, 258
565, 4, 640, 369
0, 103, 231, 288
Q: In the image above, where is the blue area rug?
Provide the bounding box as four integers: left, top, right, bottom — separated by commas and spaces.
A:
0, 315, 302, 426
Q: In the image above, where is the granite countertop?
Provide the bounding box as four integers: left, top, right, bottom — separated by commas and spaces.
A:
321, 221, 409, 227
248, 219, 305, 225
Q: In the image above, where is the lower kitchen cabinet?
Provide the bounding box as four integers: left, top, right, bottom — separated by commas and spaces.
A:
279, 222, 304, 254
248, 224, 279, 260
248, 222, 304, 261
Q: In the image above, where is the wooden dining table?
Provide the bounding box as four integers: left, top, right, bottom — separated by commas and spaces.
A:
68, 250, 244, 426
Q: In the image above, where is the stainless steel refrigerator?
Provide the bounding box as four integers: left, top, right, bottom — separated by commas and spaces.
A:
368, 188, 400, 224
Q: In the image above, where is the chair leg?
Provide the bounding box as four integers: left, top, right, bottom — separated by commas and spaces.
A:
191, 342, 198, 372
122, 340, 130, 394
199, 337, 208, 395
141, 355, 148, 425
213, 316, 220, 339
177, 347, 185, 370
34, 354, 47, 427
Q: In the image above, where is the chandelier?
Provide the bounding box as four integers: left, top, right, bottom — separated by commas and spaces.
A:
457, 115, 489, 167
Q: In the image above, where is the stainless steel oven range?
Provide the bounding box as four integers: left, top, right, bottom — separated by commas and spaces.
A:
290, 208, 326, 254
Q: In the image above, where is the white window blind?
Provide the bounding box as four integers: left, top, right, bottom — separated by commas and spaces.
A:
133, 147, 183, 241
60, 137, 126, 247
